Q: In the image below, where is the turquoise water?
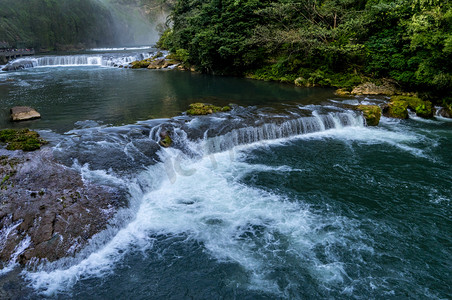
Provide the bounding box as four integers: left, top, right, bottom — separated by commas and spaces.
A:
0, 54, 451, 299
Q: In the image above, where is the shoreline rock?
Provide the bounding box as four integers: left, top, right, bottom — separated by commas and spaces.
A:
0, 149, 125, 265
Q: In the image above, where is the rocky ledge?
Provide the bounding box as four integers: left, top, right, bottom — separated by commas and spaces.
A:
0, 149, 125, 266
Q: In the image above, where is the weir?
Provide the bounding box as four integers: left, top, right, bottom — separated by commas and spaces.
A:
1, 52, 153, 70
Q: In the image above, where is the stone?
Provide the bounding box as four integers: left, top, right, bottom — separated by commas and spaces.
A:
10, 106, 41, 121
437, 107, 452, 118
159, 130, 172, 148
0, 150, 125, 265
335, 88, 351, 96
356, 105, 381, 126
186, 103, 231, 115
351, 80, 401, 96
382, 101, 409, 119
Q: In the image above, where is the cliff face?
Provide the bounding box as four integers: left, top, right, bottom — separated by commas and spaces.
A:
0, 0, 170, 50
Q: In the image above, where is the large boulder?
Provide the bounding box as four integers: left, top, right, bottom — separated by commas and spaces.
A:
10, 106, 41, 121
0, 150, 124, 265
382, 96, 435, 119
356, 105, 381, 126
382, 100, 409, 119
351, 80, 401, 96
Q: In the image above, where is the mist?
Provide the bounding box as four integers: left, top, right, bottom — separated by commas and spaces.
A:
96, 0, 169, 47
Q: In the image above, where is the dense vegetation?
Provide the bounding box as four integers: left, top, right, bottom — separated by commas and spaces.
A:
0, 0, 118, 50
0, 0, 170, 50
159, 0, 452, 99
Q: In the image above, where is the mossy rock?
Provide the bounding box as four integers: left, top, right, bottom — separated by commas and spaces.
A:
389, 96, 435, 118
383, 100, 409, 119
0, 129, 48, 151
186, 103, 231, 115
130, 60, 151, 69
357, 105, 381, 126
294, 77, 307, 87
159, 135, 172, 148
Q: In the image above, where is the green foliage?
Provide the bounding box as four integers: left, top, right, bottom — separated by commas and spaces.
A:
160, 0, 451, 97
0, 0, 117, 50
0, 129, 48, 151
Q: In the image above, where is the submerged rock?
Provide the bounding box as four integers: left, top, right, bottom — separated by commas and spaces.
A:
356, 105, 381, 126
0, 150, 125, 265
186, 103, 231, 115
10, 106, 41, 122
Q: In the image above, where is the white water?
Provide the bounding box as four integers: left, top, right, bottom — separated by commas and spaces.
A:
88, 46, 154, 51
21, 109, 440, 296
3, 52, 153, 70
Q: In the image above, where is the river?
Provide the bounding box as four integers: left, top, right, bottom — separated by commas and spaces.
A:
0, 48, 451, 299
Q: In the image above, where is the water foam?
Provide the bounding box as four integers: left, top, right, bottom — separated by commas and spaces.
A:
3, 52, 153, 70
22, 110, 435, 296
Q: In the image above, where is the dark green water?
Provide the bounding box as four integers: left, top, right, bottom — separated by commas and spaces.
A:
0, 66, 332, 132
0, 60, 451, 299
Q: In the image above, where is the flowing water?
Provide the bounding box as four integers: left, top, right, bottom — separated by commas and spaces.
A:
0, 50, 451, 299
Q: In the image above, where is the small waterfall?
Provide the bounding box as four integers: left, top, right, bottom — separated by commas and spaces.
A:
202, 111, 363, 154
149, 110, 364, 156
2, 52, 153, 71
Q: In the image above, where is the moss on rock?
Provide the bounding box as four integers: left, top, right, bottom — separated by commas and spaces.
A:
357, 105, 381, 126
386, 96, 435, 118
186, 103, 231, 115
383, 100, 409, 119
0, 129, 48, 151
130, 60, 151, 69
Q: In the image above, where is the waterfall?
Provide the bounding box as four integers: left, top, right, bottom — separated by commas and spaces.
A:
149, 110, 364, 156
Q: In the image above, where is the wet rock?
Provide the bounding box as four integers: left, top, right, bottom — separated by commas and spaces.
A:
10, 106, 41, 122
437, 106, 452, 118
0, 150, 125, 265
382, 100, 409, 119
356, 105, 381, 126
159, 130, 172, 148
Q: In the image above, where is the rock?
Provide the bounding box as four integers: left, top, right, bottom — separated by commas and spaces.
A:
186, 103, 231, 115
335, 88, 351, 96
147, 58, 166, 69
356, 105, 381, 126
351, 80, 401, 96
382, 96, 435, 119
382, 100, 409, 119
0, 128, 47, 151
159, 130, 172, 148
0, 150, 125, 265
294, 77, 307, 87
130, 59, 151, 69
437, 107, 452, 118
10, 106, 41, 121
